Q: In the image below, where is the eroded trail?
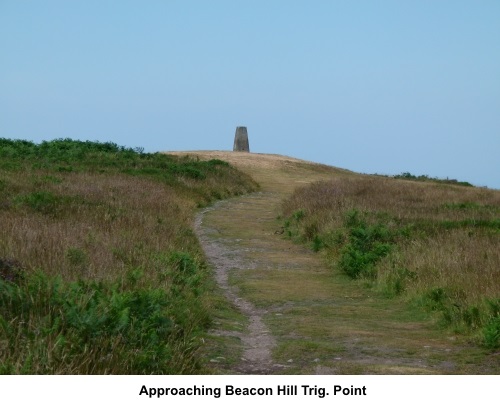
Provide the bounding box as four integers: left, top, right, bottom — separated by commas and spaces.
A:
195, 197, 280, 374
184, 152, 496, 374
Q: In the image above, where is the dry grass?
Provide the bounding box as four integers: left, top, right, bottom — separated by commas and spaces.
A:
0, 153, 258, 284
281, 176, 500, 340
378, 229, 500, 302
284, 176, 500, 228
0, 172, 191, 282
166, 151, 351, 193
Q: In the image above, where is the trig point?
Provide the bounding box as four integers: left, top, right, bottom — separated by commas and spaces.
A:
233, 126, 250, 152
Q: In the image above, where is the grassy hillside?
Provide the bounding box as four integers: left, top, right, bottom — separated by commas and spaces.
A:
0, 138, 258, 374
281, 176, 500, 349
3, 143, 497, 374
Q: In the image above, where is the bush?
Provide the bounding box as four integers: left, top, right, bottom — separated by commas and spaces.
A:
483, 317, 500, 349
393, 172, 473, 187
14, 191, 59, 215
339, 211, 394, 279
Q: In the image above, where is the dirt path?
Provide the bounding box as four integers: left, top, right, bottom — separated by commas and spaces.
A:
177, 151, 497, 374
195, 197, 282, 374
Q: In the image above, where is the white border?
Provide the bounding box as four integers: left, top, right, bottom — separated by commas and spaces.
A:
1, 375, 497, 405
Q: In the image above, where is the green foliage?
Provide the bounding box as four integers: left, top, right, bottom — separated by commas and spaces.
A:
439, 219, 500, 231
482, 300, 500, 349
292, 209, 305, 221
312, 235, 324, 252
0, 138, 257, 209
339, 211, 394, 279
483, 317, 500, 349
393, 172, 473, 187
14, 191, 61, 215
283, 207, 396, 279
0, 253, 209, 374
422, 287, 449, 311
282, 207, 397, 279
165, 251, 204, 299
462, 306, 482, 329
418, 289, 500, 345
0, 138, 257, 204
283, 210, 307, 241
66, 248, 88, 268
486, 299, 500, 318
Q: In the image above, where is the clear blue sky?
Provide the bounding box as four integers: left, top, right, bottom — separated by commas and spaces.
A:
1, 1, 499, 188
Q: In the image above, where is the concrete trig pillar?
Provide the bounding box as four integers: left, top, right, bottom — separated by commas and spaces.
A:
233, 126, 250, 152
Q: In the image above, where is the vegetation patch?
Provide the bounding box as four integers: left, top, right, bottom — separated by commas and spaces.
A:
0, 138, 258, 374
338, 210, 395, 279
0, 271, 176, 374
281, 176, 500, 349
375, 171, 474, 187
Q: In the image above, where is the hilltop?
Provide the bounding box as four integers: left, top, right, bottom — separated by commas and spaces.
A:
166, 150, 352, 192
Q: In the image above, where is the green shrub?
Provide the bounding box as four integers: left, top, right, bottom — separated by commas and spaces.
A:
482, 317, 500, 349
339, 211, 394, 279
460, 306, 480, 329
423, 287, 449, 311
14, 191, 59, 215
166, 251, 204, 299
393, 172, 473, 187
312, 235, 323, 252
66, 248, 88, 268
293, 209, 305, 221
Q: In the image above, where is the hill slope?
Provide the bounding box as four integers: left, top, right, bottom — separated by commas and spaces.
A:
0, 139, 258, 374
170, 150, 500, 374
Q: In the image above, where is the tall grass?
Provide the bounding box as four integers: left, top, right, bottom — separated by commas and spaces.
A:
0, 138, 258, 373
281, 176, 500, 349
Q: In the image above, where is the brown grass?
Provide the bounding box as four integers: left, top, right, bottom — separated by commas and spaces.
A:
282, 176, 500, 312
0, 173, 191, 282
166, 151, 352, 193
0, 154, 258, 283
378, 229, 500, 303
284, 176, 500, 226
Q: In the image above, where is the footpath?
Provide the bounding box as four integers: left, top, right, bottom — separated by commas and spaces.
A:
184, 151, 495, 374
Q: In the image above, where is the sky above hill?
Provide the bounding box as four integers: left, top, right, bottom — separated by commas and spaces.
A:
1, 1, 499, 188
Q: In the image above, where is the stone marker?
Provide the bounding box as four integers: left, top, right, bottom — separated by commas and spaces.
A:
233, 126, 250, 152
